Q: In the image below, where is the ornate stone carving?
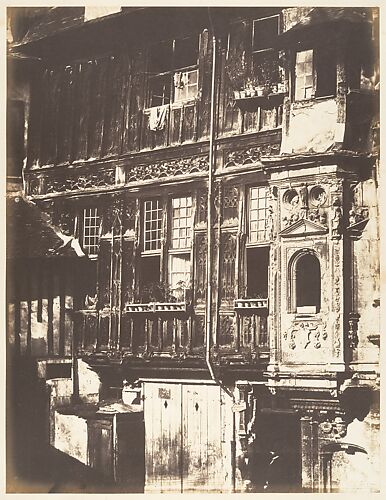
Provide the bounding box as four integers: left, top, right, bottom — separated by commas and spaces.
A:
319, 417, 347, 439
283, 321, 327, 350
331, 197, 343, 239
126, 154, 209, 183
332, 243, 342, 358
347, 312, 360, 349
282, 185, 328, 228
224, 142, 280, 168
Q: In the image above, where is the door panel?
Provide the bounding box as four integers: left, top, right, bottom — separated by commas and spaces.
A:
144, 382, 182, 492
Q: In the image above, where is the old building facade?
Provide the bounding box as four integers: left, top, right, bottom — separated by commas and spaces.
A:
7, 6, 380, 493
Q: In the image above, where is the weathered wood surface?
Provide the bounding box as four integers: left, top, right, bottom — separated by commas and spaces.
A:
144, 382, 230, 493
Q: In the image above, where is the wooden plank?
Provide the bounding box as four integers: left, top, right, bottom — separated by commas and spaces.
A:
183, 103, 196, 143
59, 266, 66, 356
87, 57, 108, 159
126, 50, 146, 152
182, 384, 223, 492
27, 65, 44, 168
77, 60, 93, 159
63, 65, 76, 164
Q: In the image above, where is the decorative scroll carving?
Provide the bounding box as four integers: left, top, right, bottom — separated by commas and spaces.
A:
333, 243, 342, 357
197, 188, 208, 225
224, 142, 280, 167
126, 154, 209, 183
44, 168, 116, 195
283, 321, 327, 350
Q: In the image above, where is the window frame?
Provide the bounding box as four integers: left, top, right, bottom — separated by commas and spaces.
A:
251, 14, 281, 87
146, 35, 200, 109
142, 198, 163, 254
168, 194, 193, 293
246, 185, 270, 245
293, 45, 337, 102
81, 207, 100, 259
288, 249, 321, 314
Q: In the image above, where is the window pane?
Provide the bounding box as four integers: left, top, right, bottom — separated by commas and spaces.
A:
295, 50, 313, 101
249, 186, 269, 242
169, 253, 190, 290
144, 199, 162, 251
171, 196, 192, 249
83, 207, 100, 255
148, 74, 171, 107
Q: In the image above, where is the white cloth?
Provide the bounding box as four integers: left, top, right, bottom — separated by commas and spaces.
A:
149, 104, 169, 131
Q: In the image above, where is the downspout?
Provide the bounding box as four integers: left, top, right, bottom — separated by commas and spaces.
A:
205, 29, 217, 383
205, 17, 236, 493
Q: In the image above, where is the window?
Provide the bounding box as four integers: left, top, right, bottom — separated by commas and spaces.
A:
171, 195, 192, 249
290, 251, 321, 313
169, 195, 192, 292
295, 47, 336, 101
295, 49, 314, 100
246, 246, 269, 299
82, 208, 100, 256
249, 186, 269, 243
144, 199, 162, 252
147, 36, 199, 108
252, 15, 280, 87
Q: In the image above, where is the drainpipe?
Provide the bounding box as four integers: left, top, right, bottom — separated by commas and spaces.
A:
205, 19, 236, 493
205, 30, 217, 383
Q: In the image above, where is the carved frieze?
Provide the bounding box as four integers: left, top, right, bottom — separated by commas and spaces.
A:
224, 142, 280, 168
126, 155, 209, 183
27, 154, 208, 197
44, 169, 116, 195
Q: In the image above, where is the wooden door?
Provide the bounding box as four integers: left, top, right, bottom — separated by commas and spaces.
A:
143, 382, 183, 493
143, 381, 230, 493
182, 384, 224, 492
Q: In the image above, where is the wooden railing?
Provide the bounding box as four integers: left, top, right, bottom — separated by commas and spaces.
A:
74, 301, 269, 362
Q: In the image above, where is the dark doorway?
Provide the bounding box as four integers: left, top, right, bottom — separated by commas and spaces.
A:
250, 410, 302, 492
246, 246, 269, 298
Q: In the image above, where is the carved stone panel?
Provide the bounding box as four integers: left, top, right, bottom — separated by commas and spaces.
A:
281, 319, 329, 364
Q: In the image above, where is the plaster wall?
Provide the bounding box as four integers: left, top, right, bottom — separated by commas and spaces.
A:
281, 99, 338, 154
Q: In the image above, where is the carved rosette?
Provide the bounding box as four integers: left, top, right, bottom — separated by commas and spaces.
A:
319, 416, 347, 440
281, 184, 328, 229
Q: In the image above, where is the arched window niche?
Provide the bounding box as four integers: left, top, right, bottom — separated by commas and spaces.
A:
289, 250, 321, 314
